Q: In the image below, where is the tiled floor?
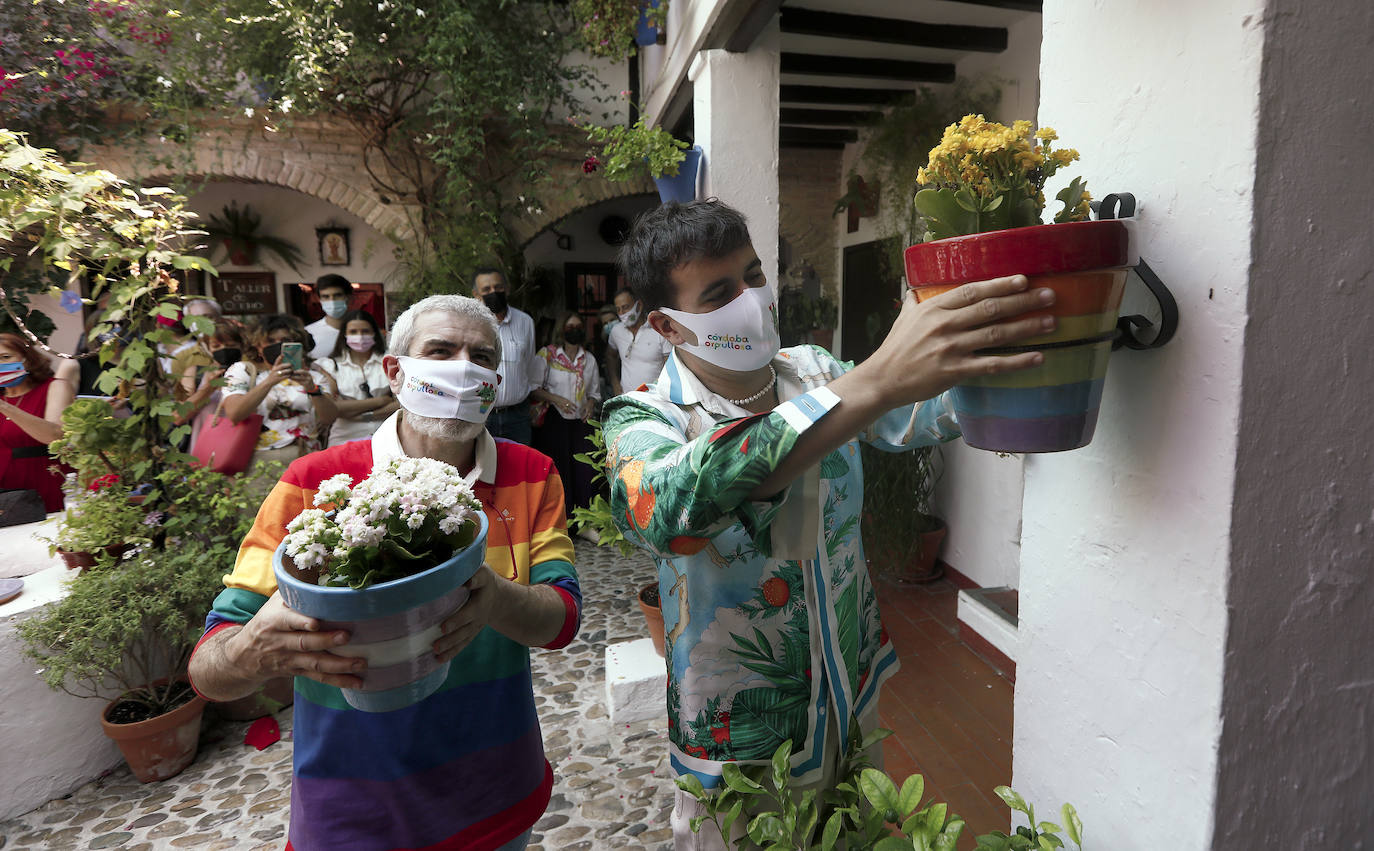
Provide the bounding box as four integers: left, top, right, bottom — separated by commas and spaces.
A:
877, 575, 1016, 848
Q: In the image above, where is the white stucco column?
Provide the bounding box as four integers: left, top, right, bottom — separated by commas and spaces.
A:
1013, 0, 1260, 845
1015, 2, 1374, 848
688, 20, 780, 288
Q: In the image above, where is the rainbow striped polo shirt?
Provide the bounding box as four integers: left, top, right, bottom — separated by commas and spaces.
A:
191, 424, 581, 851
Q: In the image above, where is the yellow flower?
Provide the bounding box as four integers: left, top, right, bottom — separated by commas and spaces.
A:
1051, 148, 1079, 166
1035, 126, 1059, 142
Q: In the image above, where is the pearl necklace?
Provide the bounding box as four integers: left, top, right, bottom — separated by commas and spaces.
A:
722, 365, 777, 406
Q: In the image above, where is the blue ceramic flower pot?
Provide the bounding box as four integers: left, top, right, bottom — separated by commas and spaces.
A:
272, 511, 488, 713
635, 0, 662, 46
653, 145, 703, 203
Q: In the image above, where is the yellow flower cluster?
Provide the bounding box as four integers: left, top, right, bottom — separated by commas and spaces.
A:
916, 114, 1083, 211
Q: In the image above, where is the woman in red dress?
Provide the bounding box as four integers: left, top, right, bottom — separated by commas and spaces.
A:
0, 333, 77, 513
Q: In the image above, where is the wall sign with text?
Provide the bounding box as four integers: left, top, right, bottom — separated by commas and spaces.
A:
213, 272, 278, 315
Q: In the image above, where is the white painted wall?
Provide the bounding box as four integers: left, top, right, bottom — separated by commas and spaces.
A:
0, 565, 122, 820
691, 20, 781, 289
523, 194, 662, 271
185, 182, 402, 315
1013, 2, 1265, 846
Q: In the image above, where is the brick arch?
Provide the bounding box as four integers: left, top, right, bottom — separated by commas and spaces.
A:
509, 150, 657, 248
86, 119, 417, 245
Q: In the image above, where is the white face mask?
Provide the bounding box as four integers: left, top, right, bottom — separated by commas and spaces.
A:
395, 356, 501, 424
657, 285, 780, 372
321, 298, 349, 319
618, 301, 641, 326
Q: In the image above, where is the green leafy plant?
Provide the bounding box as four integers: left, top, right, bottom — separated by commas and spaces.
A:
583, 111, 689, 181
570, 419, 640, 558
47, 478, 155, 556
49, 398, 147, 487
859, 442, 942, 579
975, 787, 1083, 851
914, 115, 1090, 241
202, 201, 304, 270
678, 728, 1083, 851
779, 289, 838, 347
18, 465, 268, 716
571, 0, 667, 61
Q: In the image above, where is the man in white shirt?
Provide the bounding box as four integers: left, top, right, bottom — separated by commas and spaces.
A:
472, 267, 537, 444
607, 287, 672, 395
304, 274, 353, 360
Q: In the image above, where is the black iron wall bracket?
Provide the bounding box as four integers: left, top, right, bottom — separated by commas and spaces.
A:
1094, 193, 1179, 351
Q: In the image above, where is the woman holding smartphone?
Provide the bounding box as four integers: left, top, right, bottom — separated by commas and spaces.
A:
313, 309, 397, 446
220, 314, 337, 474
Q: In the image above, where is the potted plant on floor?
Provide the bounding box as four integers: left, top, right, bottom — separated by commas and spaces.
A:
905, 115, 1136, 453
18, 542, 233, 781
273, 456, 489, 713
20, 461, 272, 781
861, 442, 946, 584
202, 201, 305, 270
678, 727, 1084, 850
581, 110, 699, 203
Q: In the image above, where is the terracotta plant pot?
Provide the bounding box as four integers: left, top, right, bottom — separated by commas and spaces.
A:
905, 219, 1138, 453
903, 520, 947, 585
100, 683, 207, 783
58, 543, 135, 572
272, 511, 489, 713
638, 583, 665, 658
213, 676, 296, 721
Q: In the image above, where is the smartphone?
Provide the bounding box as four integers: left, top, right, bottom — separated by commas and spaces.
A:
281, 342, 304, 371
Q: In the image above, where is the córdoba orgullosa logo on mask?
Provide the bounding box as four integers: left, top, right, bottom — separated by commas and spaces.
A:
657, 285, 780, 371
396, 356, 501, 423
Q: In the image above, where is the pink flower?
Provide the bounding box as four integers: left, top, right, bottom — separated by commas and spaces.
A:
583, 155, 600, 174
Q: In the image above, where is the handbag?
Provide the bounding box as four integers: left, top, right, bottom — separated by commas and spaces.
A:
191, 363, 263, 475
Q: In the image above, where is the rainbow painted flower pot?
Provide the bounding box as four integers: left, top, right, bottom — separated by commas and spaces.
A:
273, 511, 488, 713
905, 220, 1137, 453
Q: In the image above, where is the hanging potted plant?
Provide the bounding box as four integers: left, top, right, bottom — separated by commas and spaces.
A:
582, 110, 700, 203
905, 115, 1135, 453
273, 456, 489, 713
201, 201, 305, 270
571, 0, 668, 61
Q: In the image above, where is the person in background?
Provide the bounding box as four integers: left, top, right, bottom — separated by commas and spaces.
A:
0, 333, 77, 512
305, 274, 354, 360
530, 312, 601, 532
598, 303, 620, 343
471, 267, 537, 444
314, 309, 397, 446
176, 320, 247, 448
221, 314, 337, 474
607, 286, 672, 397
170, 299, 226, 425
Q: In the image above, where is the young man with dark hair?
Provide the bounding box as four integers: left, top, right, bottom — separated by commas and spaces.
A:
471, 266, 538, 444
603, 199, 1055, 849
305, 273, 354, 359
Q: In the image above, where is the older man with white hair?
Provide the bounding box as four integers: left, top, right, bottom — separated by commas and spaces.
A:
188, 295, 581, 851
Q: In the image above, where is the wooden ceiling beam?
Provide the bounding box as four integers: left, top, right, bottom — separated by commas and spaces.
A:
944, 0, 1042, 12
780, 107, 875, 127
779, 126, 858, 147
781, 53, 956, 83
780, 85, 908, 106
780, 8, 1008, 53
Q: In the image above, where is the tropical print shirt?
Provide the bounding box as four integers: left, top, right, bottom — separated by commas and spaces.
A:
604, 345, 960, 789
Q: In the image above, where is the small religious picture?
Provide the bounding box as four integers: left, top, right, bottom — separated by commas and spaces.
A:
317, 227, 351, 266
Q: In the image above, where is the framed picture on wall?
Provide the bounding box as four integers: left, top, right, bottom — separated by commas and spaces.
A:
316, 227, 351, 266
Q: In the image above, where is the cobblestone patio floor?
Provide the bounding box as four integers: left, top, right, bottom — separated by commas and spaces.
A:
0, 541, 674, 851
